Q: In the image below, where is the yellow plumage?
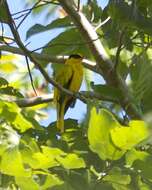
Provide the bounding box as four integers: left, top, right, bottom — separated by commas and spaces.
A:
54, 54, 83, 133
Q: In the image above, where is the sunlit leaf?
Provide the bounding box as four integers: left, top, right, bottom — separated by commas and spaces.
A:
21, 146, 59, 169
88, 107, 125, 160
41, 174, 63, 190
111, 120, 149, 150
0, 147, 30, 177
0, 101, 33, 132
41, 146, 66, 157
126, 148, 149, 166
0, 62, 17, 73
15, 176, 39, 190
0, 55, 18, 73
57, 153, 86, 169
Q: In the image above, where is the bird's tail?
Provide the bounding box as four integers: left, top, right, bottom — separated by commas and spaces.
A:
57, 102, 65, 133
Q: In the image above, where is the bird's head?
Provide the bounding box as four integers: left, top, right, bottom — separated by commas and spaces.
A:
69, 54, 84, 61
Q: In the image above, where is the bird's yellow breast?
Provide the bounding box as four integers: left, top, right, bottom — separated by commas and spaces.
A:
66, 58, 83, 92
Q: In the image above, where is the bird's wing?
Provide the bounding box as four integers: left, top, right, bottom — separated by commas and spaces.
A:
54, 65, 73, 102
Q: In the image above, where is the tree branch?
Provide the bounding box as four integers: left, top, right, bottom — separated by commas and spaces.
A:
0, 45, 98, 73
15, 94, 53, 107
4, 91, 119, 108
58, 0, 142, 119
114, 28, 126, 70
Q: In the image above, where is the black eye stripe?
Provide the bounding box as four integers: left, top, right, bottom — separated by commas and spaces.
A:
69, 54, 82, 59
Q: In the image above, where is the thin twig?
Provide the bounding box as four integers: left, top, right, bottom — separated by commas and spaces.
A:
11, 0, 58, 16
114, 28, 126, 71
95, 16, 111, 31
1, 22, 4, 40
42, 0, 59, 5
4, 89, 120, 108
25, 56, 37, 96
17, 0, 42, 29
4, 94, 54, 107
77, 0, 80, 11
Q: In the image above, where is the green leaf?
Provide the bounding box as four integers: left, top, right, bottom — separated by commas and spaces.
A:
108, 1, 132, 26
126, 148, 152, 180
26, 16, 72, 39
41, 146, 66, 158
94, 183, 114, 190
130, 54, 151, 103
133, 158, 152, 180
21, 147, 59, 169
0, 124, 20, 155
126, 148, 149, 166
88, 107, 125, 160
0, 147, 30, 177
0, 77, 9, 87
136, 175, 152, 190
41, 174, 63, 190
91, 83, 123, 102
84, 0, 103, 23
0, 86, 23, 97
0, 1, 9, 23
15, 176, 39, 190
32, 152, 59, 169
0, 101, 33, 132
110, 120, 149, 150
42, 28, 90, 57
108, 1, 152, 36
57, 153, 86, 169
104, 167, 131, 190
130, 53, 152, 112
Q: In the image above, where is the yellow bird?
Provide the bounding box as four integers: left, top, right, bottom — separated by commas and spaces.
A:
54, 54, 83, 133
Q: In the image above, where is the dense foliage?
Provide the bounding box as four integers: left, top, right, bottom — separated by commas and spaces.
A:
1, 0, 152, 189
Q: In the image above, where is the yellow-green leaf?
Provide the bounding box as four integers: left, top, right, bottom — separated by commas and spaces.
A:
0, 101, 33, 132
126, 148, 149, 166
57, 153, 86, 169
15, 176, 39, 190
88, 107, 125, 160
41, 174, 63, 190
0, 147, 31, 177
111, 120, 149, 150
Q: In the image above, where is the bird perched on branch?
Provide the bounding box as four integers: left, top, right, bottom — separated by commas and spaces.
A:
54, 54, 83, 133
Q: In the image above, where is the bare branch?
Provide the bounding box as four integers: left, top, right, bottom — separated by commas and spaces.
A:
95, 16, 111, 31
114, 28, 126, 70
17, 0, 42, 29
12, 0, 59, 17
25, 56, 37, 96
4, 94, 53, 107
0, 45, 98, 73
4, 90, 119, 108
